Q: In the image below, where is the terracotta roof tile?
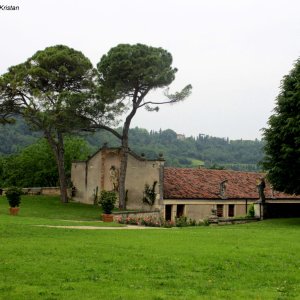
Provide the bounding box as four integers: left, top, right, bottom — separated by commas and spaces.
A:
163, 168, 300, 200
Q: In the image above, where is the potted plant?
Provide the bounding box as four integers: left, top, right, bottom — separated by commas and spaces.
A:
6, 187, 22, 215
98, 190, 117, 222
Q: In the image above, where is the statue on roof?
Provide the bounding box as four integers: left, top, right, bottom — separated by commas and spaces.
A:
257, 177, 266, 203
219, 180, 228, 199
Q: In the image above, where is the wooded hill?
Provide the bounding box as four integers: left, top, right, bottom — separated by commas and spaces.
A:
0, 118, 264, 171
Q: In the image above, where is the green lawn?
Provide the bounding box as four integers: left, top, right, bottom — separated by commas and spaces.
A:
0, 195, 122, 227
0, 196, 300, 299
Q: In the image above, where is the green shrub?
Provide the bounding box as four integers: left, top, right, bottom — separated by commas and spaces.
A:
142, 181, 157, 206
202, 219, 210, 226
6, 187, 22, 207
175, 216, 199, 227
98, 190, 117, 214
247, 204, 255, 218
189, 218, 197, 226
175, 216, 189, 227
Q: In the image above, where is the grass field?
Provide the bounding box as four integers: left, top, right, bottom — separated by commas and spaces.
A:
190, 158, 205, 167
0, 196, 300, 299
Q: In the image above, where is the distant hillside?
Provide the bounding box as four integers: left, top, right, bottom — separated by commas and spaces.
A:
88, 128, 264, 171
0, 119, 264, 171
0, 117, 41, 154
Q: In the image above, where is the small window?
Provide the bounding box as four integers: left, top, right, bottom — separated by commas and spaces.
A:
228, 204, 235, 217
217, 204, 224, 217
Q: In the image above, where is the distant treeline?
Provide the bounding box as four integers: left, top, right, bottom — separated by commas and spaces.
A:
0, 117, 264, 173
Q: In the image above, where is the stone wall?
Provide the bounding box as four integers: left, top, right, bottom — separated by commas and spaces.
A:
21, 187, 61, 195
112, 210, 161, 221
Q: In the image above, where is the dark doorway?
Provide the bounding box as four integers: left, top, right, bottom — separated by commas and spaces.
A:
217, 204, 224, 217
228, 204, 235, 217
176, 205, 185, 218
165, 205, 172, 221
267, 203, 300, 218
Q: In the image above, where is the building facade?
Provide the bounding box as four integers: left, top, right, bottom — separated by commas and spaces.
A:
71, 147, 164, 210
71, 147, 300, 220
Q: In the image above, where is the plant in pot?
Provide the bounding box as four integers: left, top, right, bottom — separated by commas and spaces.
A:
6, 187, 22, 215
98, 190, 117, 222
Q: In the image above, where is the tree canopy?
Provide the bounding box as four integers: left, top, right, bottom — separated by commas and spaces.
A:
97, 43, 192, 208
0, 45, 101, 202
263, 58, 300, 194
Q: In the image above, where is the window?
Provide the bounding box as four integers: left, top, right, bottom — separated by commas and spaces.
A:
216, 204, 224, 217
228, 204, 235, 217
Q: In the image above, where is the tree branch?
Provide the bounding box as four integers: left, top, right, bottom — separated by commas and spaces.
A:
138, 99, 177, 108
93, 124, 123, 140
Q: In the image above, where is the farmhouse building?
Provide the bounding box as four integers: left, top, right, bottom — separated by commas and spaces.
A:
71, 147, 300, 220
163, 168, 300, 220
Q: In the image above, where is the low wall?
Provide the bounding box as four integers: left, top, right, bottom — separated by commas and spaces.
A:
112, 210, 161, 221
21, 187, 61, 196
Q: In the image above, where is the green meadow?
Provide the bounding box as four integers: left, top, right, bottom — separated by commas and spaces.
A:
0, 196, 300, 300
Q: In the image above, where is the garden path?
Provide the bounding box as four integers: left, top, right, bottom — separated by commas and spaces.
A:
34, 225, 163, 230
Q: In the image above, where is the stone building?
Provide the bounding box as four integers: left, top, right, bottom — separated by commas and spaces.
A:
163, 168, 300, 220
71, 147, 164, 210
71, 147, 300, 220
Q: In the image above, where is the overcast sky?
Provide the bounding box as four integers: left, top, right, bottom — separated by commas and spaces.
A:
1, 0, 300, 140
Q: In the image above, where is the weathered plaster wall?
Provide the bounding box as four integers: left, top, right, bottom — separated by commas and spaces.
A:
101, 149, 121, 192
71, 149, 163, 209
162, 199, 255, 221
86, 153, 102, 204
186, 204, 212, 220
71, 162, 87, 202
125, 155, 163, 210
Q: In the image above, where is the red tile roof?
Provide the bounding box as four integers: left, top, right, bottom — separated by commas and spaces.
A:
163, 168, 300, 200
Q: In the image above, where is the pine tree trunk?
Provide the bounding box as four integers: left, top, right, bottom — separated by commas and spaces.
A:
118, 105, 138, 209
118, 142, 128, 210
46, 132, 69, 203
56, 148, 68, 203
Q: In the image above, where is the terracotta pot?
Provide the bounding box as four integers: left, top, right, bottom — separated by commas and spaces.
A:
102, 214, 114, 222
9, 207, 20, 215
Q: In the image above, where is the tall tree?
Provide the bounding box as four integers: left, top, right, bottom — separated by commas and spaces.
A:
0, 45, 103, 202
263, 58, 300, 194
97, 43, 192, 209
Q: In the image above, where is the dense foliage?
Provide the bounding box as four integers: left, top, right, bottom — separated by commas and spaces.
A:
87, 128, 263, 171
263, 58, 300, 194
0, 137, 91, 188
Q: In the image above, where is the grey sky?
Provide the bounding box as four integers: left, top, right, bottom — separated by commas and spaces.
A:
1, 0, 299, 140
